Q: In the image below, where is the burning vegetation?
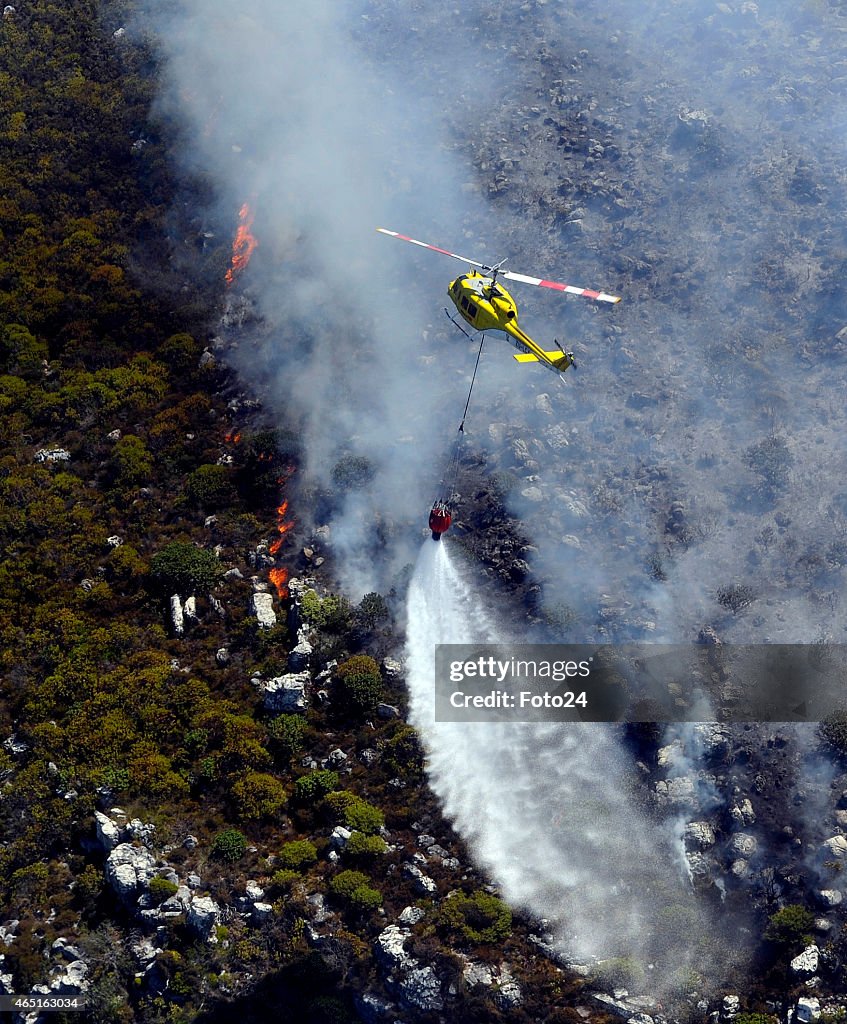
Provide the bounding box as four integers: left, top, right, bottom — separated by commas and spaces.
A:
224, 202, 258, 287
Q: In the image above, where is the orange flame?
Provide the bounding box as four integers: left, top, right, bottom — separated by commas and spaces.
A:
224, 431, 242, 443
269, 567, 289, 598
225, 203, 258, 287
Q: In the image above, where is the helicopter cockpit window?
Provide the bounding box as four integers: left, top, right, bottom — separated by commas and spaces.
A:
460, 296, 469, 312
467, 302, 477, 318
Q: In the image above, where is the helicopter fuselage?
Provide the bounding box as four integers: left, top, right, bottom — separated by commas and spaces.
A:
448, 270, 574, 375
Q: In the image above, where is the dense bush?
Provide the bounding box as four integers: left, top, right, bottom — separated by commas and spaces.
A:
325, 792, 384, 835
277, 840, 318, 870
148, 876, 179, 904
267, 714, 308, 762
231, 771, 287, 820
345, 832, 387, 858
211, 830, 248, 862
334, 655, 383, 716
438, 890, 512, 945
763, 904, 815, 948
150, 541, 223, 594
185, 464, 235, 509
294, 770, 339, 804
329, 869, 382, 912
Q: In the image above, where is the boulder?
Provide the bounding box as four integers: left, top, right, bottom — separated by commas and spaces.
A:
399, 964, 443, 1012
796, 998, 821, 1022
375, 925, 413, 970
35, 447, 71, 463
729, 833, 757, 857
170, 595, 184, 636
183, 596, 199, 624
790, 945, 819, 976
94, 811, 121, 852
187, 895, 220, 941
819, 890, 842, 907
684, 822, 715, 849
259, 672, 309, 712
823, 836, 847, 858
402, 862, 437, 895
249, 591, 276, 628
398, 905, 425, 926
105, 843, 156, 898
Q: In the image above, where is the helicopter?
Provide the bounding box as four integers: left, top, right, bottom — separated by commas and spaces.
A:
377, 228, 620, 375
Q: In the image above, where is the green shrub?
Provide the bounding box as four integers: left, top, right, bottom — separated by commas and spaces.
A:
270, 869, 300, 891
277, 840, 318, 870
148, 876, 179, 904
211, 829, 247, 862
185, 464, 235, 509
734, 1015, 779, 1024
334, 655, 383, 715
232, 771, 287, 820
330, 869, 382, 912
150, 541, 223, 594
111, 434, 153, 489
764, 904, 815, 948
268, 714, 307, 761
325, 791, 384, 835
591, 956, 646, 992
438, 890, 512, 945
294, 770, 339, 804
356, 592, 389, 629
346, 832, 387, 857
300, 589, 353, 632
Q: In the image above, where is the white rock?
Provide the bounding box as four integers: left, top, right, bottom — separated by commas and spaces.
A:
398, 906, 425, 926
106, 535, 123, 548
35, 447, 71, 463
375, 925, 413, 969
249, 592, 277, 628
187, 896, 220, 941
823, 836, 847, 858
209, 594, 225, 618
399, 964, 443, 1012
245, 880, 264, 901
684, 822, 715, 849
105, 843, 156, 898
730, 833, 757, 857
790, 945, 820, 976
796, 997, 821, 1022
819, 889, 842, 906
94, 811, 120, 851
170, 594, 184, 636
183, 596, 199, 623
330, 826, 352, 848
259, 672, 309, 712
402, 862, 437, 895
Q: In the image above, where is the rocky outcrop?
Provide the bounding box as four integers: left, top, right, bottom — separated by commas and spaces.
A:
187, 895, 221, 941
169, 594, 184, 636
94, 811, 121, 851
105, 843, 156, 899
258, 671, 309, 712
249, 591, 277, 629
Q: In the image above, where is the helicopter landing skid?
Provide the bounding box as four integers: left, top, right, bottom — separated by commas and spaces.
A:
443, 307, 476, 340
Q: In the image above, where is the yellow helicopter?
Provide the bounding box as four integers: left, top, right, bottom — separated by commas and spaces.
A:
377, 228, 620, 375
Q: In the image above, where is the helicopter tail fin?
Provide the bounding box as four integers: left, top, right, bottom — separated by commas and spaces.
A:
513, 350, 572, 366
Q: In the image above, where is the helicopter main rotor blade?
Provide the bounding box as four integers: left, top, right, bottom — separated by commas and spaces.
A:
377, 227, 621, 303
502, 270, 621, 304
376, 228, 490, 271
